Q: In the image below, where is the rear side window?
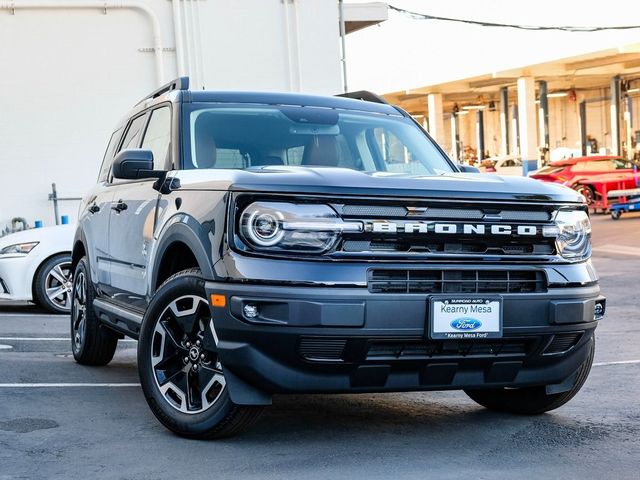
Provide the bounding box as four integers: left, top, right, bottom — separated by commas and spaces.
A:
571, 160, 611, 172
119, 114, 148, 152
141, 106, 172, 170
98, 127, 124, 182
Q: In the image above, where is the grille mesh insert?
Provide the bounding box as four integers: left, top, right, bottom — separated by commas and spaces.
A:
544, 332, 583, 354
368, 269, 547, 294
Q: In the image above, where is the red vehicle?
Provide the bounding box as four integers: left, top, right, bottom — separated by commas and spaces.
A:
530, 156, 639, 204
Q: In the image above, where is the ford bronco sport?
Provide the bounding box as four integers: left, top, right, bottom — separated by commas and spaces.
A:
71, 78, 605, 438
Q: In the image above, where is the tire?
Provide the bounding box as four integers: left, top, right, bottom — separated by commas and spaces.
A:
464, 340, 595, 415
33, 253, 73, 314
575, 185, 596, 205
611, 210, 622, 220
70, 257, 118, 366
137, 268, 263, 439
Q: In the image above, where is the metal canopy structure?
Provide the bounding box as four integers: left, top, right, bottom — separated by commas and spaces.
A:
385, 44, 640, 114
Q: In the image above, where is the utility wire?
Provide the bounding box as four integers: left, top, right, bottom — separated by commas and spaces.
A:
389, 5, 640, 32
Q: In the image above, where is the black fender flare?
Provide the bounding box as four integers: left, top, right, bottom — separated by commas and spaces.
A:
150, 213, 217, 291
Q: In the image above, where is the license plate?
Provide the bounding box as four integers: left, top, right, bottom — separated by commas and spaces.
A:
429, 296, 502, 339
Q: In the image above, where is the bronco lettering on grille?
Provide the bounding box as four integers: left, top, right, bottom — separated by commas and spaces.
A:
369, 221, 539, 236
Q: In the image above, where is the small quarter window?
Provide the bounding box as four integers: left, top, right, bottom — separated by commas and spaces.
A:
98, 127, 124, 183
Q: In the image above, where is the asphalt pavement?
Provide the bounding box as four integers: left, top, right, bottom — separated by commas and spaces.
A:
0, 212, 639, 480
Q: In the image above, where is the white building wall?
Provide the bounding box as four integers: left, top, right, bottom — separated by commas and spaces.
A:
0, 0, 342, 230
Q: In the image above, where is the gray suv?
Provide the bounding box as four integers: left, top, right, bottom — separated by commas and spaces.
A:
71, 78, 605, 438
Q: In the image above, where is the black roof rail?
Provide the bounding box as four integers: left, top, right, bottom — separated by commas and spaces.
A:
136, 76, 190, 105
336, 90, 389, 105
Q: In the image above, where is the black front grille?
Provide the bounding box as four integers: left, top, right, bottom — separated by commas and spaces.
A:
368, 269, 547, 294
334, 202, 558, 260
366, 338, 532, 360
0, 277, 8, 295
544, 332, 583, 354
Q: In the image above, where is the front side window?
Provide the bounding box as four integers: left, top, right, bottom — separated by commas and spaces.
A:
119, 114, 148, 152
98, 127, 124, 182
141, 106, 171, 170
183, 105, 453, 175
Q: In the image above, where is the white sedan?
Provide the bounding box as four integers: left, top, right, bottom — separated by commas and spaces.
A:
480, 156, 523, 176
0, 224, 75, 314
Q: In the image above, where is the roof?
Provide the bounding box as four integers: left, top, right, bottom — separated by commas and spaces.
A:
186, 90, 402, 115
551, 155, 622, 165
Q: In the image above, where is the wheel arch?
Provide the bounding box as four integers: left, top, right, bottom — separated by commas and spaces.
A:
31, 250, 72, 302
150, 215, 216, 294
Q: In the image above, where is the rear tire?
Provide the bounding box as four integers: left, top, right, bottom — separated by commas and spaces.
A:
611, 210, 622, 220
137, 269, 263, 439
70, 257, 118, 366
464, 340, 595, 415
33, 253, 73, 314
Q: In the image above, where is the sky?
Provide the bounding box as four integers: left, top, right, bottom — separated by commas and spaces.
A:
345, 0, 640, 93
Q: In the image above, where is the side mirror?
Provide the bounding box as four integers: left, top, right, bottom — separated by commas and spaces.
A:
112, 149, 164, 180
458, 164, 480, 173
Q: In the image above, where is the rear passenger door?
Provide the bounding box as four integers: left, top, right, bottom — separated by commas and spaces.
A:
107, 106, 172, 310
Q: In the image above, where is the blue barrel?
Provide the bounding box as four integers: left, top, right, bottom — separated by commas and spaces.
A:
61, 215, 69, 225
34, 220, 43, 228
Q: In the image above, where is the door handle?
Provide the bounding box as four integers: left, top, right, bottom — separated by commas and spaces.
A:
88, 204, 100, 214
111, 201, 128, 213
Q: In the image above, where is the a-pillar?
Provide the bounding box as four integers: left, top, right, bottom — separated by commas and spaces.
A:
427, 93, 446, 148
517, 77, 538, 174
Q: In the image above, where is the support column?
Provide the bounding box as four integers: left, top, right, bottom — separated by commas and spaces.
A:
450, 114, 460, 162
517, 77, 538, 174
499, 87, 510, 156
610, 76, 622, 156
511, 104, 520, 156
538, 80, 549, 163
579, 100, 588, 156
476, 110, 485, 160
624, 96, 634, 160
427, 94, 445, 147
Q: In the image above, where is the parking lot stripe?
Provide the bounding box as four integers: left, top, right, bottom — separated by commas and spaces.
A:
0, 337, 136, 342
0, 383, 140, 388
593, 359, 640, 367
593, 244, 640, 257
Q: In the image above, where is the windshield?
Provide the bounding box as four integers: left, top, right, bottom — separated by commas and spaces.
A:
182, 105, 454, 175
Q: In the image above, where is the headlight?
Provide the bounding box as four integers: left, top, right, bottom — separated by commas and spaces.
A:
0, 242, 39, 255
238, 202, 362, 254
544, 210, 591, 260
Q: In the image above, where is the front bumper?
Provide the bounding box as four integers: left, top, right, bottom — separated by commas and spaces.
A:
0, 255, 33, 301
205, 280, 603, 405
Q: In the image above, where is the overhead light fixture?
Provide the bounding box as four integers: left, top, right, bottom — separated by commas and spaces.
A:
456, 110, 469, 115
462, 105, 485, 110
627, 88, 640, 93
547, 92, 568, 98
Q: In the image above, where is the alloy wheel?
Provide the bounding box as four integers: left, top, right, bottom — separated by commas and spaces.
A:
151, 295, 225, 414
45, 261, 73, 311
71, 271, 87, 352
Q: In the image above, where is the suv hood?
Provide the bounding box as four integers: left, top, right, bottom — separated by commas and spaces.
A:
174, 166, 583, 203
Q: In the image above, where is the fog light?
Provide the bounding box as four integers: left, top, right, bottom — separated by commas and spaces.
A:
243, 304, 259, 319
594, 301, 605, 319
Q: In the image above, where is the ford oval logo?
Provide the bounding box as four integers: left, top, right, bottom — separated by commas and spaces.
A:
451, 318, 482, 331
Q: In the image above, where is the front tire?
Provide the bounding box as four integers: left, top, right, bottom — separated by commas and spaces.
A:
576, 185, 596, 205
137, 269, 263, 439
464, 340, 595, 415
70, 257, 118, 365
33, 253, 73, 314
